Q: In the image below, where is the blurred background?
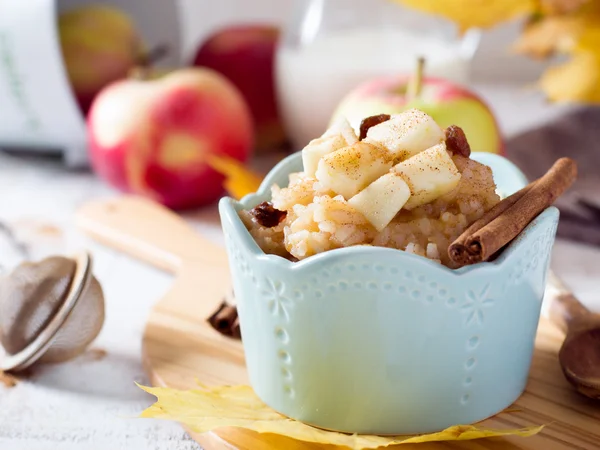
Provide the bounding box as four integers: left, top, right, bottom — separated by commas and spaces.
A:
1, 0, 596, 240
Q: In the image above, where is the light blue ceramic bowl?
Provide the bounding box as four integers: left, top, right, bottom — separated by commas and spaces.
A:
218, 152, 559, 435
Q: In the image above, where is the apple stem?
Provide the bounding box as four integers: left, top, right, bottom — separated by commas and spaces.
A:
138, 44, 170, 68
130, 44, 170, 81
129, 66, 151, 80
407, 56, 425, 100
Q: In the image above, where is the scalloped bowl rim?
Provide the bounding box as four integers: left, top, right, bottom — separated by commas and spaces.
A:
219, 151, 559, 276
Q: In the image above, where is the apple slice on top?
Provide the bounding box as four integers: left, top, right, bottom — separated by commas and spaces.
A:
299, 108, 464, 230
345, 141, 461, 230
302, 118, 359, 177
301, 134, 348, 178
315, 142, 393, 200
348, 172, 411, 231
324, 116, 360, 145
363, 109, 445, 161
391, 141, 461, 210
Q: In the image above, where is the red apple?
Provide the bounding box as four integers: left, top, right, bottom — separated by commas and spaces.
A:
88, 68, 254, 210
192, 24, 286, 153
331, 60, 503, 155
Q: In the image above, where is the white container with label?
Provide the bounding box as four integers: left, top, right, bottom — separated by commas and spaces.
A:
0, 0, 181, 167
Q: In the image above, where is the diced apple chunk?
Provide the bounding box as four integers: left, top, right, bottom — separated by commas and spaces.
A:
302, 118, 359, 177
315, 142, 393, 199
324, 116, 359, 145
364, 109, 444, 160
348, 173, 411, 231
302, 134, 347, 177
392, 142, 461, 209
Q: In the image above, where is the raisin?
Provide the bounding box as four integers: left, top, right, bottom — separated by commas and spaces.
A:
250, 202, 287, 227
359, 114, 391, 140
445, 125, 471, 157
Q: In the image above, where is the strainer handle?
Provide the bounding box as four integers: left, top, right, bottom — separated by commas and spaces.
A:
76, 196, 226, 273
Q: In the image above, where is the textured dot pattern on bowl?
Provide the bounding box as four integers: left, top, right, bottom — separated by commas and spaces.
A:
218, 152, 559, 435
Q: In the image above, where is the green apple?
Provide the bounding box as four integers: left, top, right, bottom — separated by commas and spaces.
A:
330, 59, 503, 154
59, 4, 145, 115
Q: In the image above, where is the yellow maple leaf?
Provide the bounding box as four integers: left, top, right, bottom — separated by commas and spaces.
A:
392, 0, 537, 31
513, 15, 579, 58
394, 0, 600, 103
511, 0, 600, 102
538, 0, 590, 14
139, 383, 544, 450
573, 21, 600, 52
514, 0, 600, 57
540, 52, 600, 102
401, 424, 544, 444
206, 155, 264, 200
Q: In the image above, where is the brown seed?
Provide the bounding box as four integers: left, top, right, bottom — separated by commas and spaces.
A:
250, 202, 287, 228
359, 114, 391, 140
445, 125, 471, 157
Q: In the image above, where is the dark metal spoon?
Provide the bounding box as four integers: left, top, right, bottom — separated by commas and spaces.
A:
548, 272, 600, 400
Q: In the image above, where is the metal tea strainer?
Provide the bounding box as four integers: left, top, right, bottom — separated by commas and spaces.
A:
0, 252, 105, 372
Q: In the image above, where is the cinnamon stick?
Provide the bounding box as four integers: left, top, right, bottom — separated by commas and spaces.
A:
449, 157, 577, 266
448, 183, 533, 263
207, 301, 239, 338
231, 316, 241, 340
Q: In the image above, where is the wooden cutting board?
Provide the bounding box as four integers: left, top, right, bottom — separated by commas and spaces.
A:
76, 196, 600, 450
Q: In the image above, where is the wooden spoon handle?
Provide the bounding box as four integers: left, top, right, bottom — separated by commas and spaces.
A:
547, 271, 591, 334
75, 196, 226, 273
